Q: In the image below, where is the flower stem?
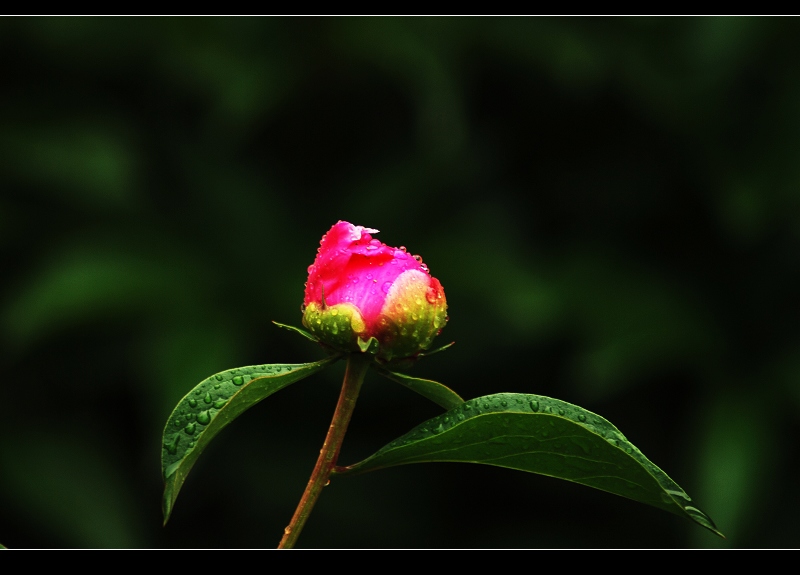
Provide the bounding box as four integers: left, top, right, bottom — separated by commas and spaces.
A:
277, 353, 370, 549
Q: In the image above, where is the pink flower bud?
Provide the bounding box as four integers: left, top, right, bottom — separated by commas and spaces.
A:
303, 221, 447, 362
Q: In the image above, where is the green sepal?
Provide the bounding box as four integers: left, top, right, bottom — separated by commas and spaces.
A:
272, 321, 320, 343
372, 365, 464, 410
357, 336, 380, 354
336, 392, 723, 538
418, 341, 455, 358
161, 356, 339, 525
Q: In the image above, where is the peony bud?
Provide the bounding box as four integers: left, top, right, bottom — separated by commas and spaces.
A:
302, 221, 447, 362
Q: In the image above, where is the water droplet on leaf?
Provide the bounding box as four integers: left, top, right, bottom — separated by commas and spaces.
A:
165, 435, 180, 455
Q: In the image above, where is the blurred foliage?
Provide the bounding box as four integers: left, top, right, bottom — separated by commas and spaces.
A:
1, 17, 798, 548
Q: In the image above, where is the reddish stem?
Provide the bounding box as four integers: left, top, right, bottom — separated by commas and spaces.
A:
277, 353, 370, 549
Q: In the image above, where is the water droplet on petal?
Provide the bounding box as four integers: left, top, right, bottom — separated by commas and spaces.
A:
204, 392, 212, 404
232, 376, 244, 386
197, 410, 211, 425
185, 423, 196, 435
215, 374, 224, 381
578, 414, 586, 422
213, 399, 226, 409
188, 398, 197, 408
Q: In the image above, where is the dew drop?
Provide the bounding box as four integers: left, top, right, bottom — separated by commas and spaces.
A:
286, 366, 292, 371
215, 374, 224, 381
275, 366, 282, 373
185, 423, 196, 435
331, 308, 339, 316
213, 399, 226, 409
529, 400, 539, 412
382, 281, 392, 294
232, 376, 244, 386
578, 414, 586, 422
165, 435, 180, 455
204, 392, 212, 404
188, 398, 197, 408
197, 410, 211, 425
501, 400, 508, 407
558, 408, 565, 416
214, 383, 220, 390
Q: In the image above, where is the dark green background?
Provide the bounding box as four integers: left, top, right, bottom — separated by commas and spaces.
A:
1, 17, 798, 548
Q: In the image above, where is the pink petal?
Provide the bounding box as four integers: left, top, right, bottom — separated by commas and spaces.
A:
304, 221, 428, 331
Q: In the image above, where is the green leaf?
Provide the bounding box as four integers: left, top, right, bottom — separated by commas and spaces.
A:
161, 356, 339, 524
337, 392, 723, 538
373, 365, 464, 410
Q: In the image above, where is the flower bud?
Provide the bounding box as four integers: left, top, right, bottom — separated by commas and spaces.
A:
302, 221, 447, 362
